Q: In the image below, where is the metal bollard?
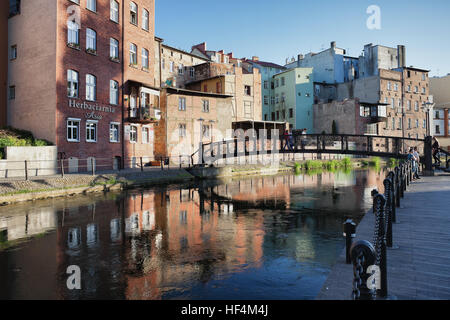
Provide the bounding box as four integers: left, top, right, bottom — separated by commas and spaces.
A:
350, 240, 376, 300
373, 194, 388, 298
24, 160, 28, 181
343, 219, 356, 264
395, 167, 401, 207
383, 178, 394, 248
387, 171, 397, 223
60, 159, 65, 177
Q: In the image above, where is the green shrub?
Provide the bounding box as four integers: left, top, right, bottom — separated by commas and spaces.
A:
341, 157, 352, 167
369, 157, 381, 167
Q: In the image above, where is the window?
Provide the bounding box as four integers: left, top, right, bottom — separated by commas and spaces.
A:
110, 38, 119, 59
422, 87, 426, 94
130, 43, 137, 65
110, 80, 119, 105
407, 85, 411, 92
110, 123, 120, 143
9, 86, 15, 100
407, 100, 411, 111
202, 100, 210, 113
202, 125, 210, 138
86, 28, 96, 52
9, 0, 21, 17
178, 64, 184, 75
67, 70, 79, 98
415, 119, 419, 128
392, 118, 395, 130
190, 67, 194, 78
10, 45, 17, 60
422, 73, 426, 81
408, 118, 411, 129
423, 119, 427, 129
86, 74, 96, 101
244, 101, 252, 118
142, 9, 149, 31
281, 77, 285, 86
162, 58, 165, 69
244, 85, 251, 96
170, 61, 174, 72
391, 98, 395, 109
130, 2, 137, 25
276, 111, 279, 120
129, 94, 137, 116
264, 81, 268, 89
270, 96, 275, 105
275, 79, 279, 88
86, 120, 97, 142
142, 127, 149, 144
87, 0, 96, 12
264, 96, 268, 105
394, 83, 398, 92
142, 48, 149, 69
110, 0, 119, 22
67, 20, 79, 46
398, 119, 402, 130
67, 118, 80, 142
387, 82, 391, 90
178, 97, 186, 111
414, 86, 418, 93
289, 108, 293, 118
414, 101, 419, 111
129, 126, 138, 142
179, 124, 186, 137
435, 125, 441, 134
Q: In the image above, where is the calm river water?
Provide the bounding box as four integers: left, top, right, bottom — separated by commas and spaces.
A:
0, 169, 386, 300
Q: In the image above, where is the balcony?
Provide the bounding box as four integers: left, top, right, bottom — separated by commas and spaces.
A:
360, 103, 388, 124
128, 106, 161, 124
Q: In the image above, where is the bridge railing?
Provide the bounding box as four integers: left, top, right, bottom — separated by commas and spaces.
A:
196, 133, 428, 166
346, 159, 414, 300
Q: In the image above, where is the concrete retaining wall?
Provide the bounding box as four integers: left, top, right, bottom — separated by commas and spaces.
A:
0, 146, 58, 178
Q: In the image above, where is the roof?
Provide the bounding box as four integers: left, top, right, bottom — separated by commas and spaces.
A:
246, 59, 286, 70
162, 43, 208, 61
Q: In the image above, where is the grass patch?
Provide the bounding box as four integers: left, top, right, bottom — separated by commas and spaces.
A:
294, 157, 353, 173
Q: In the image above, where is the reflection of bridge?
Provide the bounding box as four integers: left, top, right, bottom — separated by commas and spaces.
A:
196, 134, 435, 175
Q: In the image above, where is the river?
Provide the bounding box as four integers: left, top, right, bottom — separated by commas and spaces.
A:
0, 168, 386, 300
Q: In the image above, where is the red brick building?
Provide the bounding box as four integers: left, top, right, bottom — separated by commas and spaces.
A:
3, 0, 158, 171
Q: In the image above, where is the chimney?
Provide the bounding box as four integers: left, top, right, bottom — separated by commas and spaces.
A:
331, 41, 336, 49
298, 54, 304, 61
192, 42, 207, 52
252, 56, 259, 61
397, 45, 406, 68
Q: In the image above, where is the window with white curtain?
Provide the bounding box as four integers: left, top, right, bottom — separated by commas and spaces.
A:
86, 74, 96, 101
110, 0, 119, 22
130, 43, 137, 65
110, 80, 119, 105
110, 38, 119, 59
67, 21, 79, 45
142, 48, 149, 69
86, 120, 98, 142
142, 9, 149, 30
67, 69, 79, 98
87, 0, 96, 12
86, 28, 96, 51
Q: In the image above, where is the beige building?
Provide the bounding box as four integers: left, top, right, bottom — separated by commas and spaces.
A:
430, 75, 450, 151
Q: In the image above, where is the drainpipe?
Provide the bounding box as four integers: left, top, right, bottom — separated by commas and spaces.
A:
121, 0, 125, 169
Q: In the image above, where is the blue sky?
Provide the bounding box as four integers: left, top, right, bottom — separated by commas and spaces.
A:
155, 0, 450, 77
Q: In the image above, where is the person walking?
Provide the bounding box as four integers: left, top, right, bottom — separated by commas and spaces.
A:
432, 137, 441, 166
407, 148, 418, 180
413, 147, 421, 179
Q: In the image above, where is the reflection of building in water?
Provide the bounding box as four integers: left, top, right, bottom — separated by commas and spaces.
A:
0, 207, 57, 242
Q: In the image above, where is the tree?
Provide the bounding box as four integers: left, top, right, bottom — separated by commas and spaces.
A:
332, 120, 338, 135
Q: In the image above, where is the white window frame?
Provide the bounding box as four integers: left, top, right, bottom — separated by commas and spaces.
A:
129, 125, 138, 143
67, 69, 79, 98
110, 38, 119, 59
87, 0, 96, 12
110, 122, 120, 143
86, 120, 98, 143
179, 124, 186, 137
67, 118, 81, 142
86, 74, 96, 101
142, 48, 149, 69
10, 45, 17, 60
86, 28, 96, 51
202, 100, 209, 113
67, 20, 79, 45
130, 43, 137, 65
142, 126, 149, 144
179, 97, 186, 111
142, 9, 149, 31
130, 2, 138, 25
110, 80, 119, 105
178, 64, 184, 75
110, 0, 119, 22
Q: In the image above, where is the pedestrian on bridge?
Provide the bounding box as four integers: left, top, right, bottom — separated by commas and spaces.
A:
432, 137, 441, 166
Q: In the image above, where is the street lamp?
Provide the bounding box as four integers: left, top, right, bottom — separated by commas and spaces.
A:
423, 102, 435, 137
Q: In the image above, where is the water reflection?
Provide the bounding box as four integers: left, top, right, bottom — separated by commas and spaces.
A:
0, 169, 386, 300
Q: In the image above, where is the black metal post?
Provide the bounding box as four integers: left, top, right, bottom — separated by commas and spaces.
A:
388, 171, 397, 223
383, 178, 393, 248
24, 160, 28, 181
374, 194, 388, 298
423, 136, 434, 176
60, 159, 65, 177
344, 219, 356, 264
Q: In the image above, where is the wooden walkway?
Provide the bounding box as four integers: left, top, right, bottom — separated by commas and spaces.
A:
317, 173, 450, 300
